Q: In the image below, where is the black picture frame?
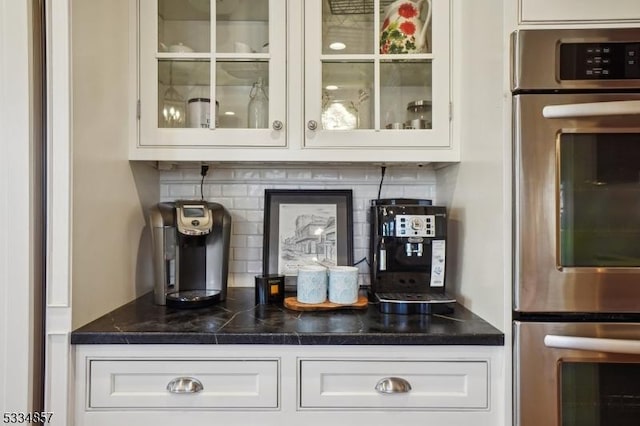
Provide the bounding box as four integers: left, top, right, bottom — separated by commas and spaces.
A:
262, 189, 354, 289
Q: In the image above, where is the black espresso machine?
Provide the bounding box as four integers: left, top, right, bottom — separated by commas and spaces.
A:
369, 199, 455, 314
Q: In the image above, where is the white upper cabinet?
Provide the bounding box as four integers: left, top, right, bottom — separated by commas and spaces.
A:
133, 0, 455, 162
520, 0, 640, 24
138, 0, 287, 148
304, 0, 450, 149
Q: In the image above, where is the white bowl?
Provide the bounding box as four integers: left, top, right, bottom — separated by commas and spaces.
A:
169, 43, 194, 53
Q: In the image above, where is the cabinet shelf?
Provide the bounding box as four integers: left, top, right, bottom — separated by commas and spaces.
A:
158, 59, 268, 87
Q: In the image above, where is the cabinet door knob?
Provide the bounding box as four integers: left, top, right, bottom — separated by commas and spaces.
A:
374, 377, 412, 394
272, 120, 284, 131
166, 377, 204, 394
307, 120, 318, 131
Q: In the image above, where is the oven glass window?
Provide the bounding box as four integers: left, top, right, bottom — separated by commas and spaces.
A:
559, 134, 640, 267
562, 362, 640, 426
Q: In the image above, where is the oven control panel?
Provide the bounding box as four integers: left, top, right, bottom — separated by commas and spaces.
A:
560, 42, 640, 80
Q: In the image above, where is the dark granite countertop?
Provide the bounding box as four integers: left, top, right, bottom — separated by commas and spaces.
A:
71, 288, 504, 345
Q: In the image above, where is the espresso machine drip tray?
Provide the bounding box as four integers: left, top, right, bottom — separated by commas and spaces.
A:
375, 293, 456, 315
166, 290, 221, 309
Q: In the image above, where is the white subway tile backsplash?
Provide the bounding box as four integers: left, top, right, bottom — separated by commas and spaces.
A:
168, 184, 197, 197
353, 223, 367, 237
244, 210, 263, 223
233, 221, 261, 235
222, 184, 247, 197
402, 186, 434, 199
209, 168, 234, 180
233, 197, 261, 210
353, 236, 369, 250
231, 235, 247, 248
247, 184, 267, 196
286, 169, 313, 180
229, 273, 254, 287
233, 169, 262, 180
261, 169, 286, 180
160, 164, 436, 287
353, 208, 368, 224
339, 168, 374, 181
311, 169, 340, 180
386, 168, 419, 181
229, 260, 246, 273
247, 235, 263, 248
246, 261, 263, 274
234, 247, 262, 261
208, 199, 234, 210
204, 184, 223, 197
354, 185, 381, 199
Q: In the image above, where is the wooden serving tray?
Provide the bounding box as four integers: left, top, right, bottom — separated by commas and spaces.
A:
283, 295, 368, 311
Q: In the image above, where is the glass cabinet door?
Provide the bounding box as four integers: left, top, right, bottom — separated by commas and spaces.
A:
139, 0, 286, 147
304, 0, 450, 148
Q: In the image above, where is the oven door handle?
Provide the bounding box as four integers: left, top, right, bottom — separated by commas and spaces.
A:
542, 100, 640, 119
544, 335, 640, 355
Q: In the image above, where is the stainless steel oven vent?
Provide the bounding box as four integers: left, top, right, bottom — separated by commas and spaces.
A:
328, 0, 394, 15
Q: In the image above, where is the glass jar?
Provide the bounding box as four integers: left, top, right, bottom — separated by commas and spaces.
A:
248, 77, 269, 128
187, 98, 210, 128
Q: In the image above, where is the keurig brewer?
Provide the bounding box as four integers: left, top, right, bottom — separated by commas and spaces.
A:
150, 200, 231, 308
369, 199, 455, 314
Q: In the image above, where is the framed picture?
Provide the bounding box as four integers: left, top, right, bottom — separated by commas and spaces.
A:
263, 189, 353, 288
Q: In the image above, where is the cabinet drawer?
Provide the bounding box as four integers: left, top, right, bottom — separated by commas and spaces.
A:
88, 359, 279, 409
299, 360, 488, 410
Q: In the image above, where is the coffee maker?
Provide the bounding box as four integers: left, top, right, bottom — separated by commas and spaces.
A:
150, 200, 231, 308
369, 199, 454, 314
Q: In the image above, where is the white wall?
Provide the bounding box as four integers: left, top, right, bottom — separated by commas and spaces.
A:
71, 0, 157, 329
439, 0, 508, 331
0, 0, 36, 413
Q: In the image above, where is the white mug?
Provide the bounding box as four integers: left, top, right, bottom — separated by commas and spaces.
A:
296, 265, 327, 304
328, 266, 359, 304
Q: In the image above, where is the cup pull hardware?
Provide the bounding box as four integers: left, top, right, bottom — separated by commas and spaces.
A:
166, 376, 204, 394
374, 376, 412, 394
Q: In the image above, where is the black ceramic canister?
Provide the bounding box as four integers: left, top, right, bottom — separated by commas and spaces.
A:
255, 274, 285, 305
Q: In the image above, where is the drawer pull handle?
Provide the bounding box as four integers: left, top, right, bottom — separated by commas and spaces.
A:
166, 377, 204, 394
375, 377, 412, 394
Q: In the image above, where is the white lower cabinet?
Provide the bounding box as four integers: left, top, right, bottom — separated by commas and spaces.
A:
300, 360, 488, 410
74, 345, 504, 426
89, 359, 279, 409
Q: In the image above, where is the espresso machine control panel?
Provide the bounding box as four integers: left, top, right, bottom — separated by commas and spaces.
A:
395, 214, 435, 237
176, 202, 213, 236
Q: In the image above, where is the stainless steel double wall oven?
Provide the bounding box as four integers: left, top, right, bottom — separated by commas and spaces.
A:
512, 28, 640, 426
